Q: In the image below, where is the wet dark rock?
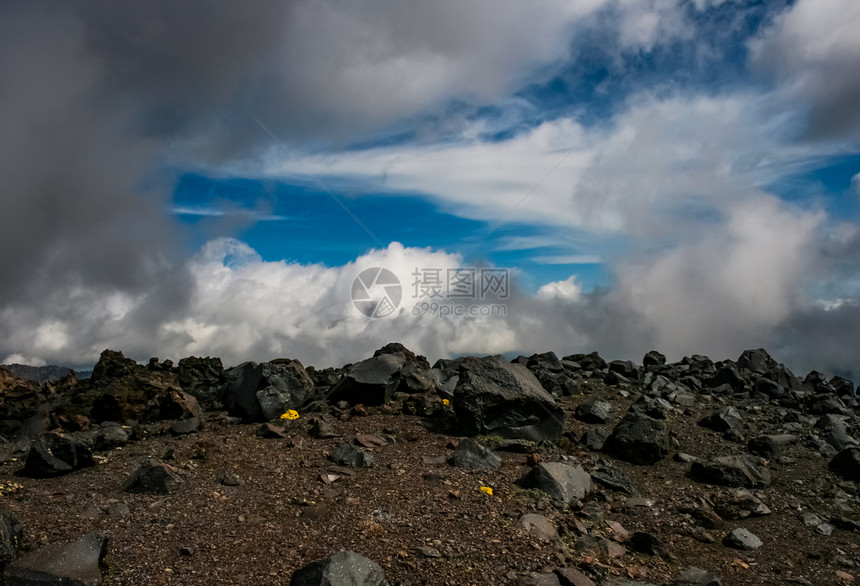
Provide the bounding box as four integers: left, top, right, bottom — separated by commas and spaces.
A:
290, 550, 390, 586
604, 411, 670, 465
21, 433, 94, 478
122, 459, 184, 494
450, 438, 501, 470
329, 443, 375, 468
453, 355, 564, 442
3, 532, 107, 586
516, 462, 594, 507
690, 455, 771, 488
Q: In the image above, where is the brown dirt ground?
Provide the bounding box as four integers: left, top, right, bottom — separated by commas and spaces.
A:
1, 383, 859, 585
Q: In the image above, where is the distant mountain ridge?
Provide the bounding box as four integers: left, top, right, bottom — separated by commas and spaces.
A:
1, 363, 89, 383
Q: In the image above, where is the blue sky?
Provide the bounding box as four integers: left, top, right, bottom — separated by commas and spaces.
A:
2, 0, 860, 377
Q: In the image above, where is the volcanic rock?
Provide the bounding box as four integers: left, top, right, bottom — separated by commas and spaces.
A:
21, 433, 94, 478
329, 354, 406, 406
690, 455, 771, 488
603, 411, 669, 465
517, 462, 594, 507
290, 550, 390, 585
122, 459, 184, 494
221, 359, 314, 422
453, 355, 564, 442
3, 532, 107, 586
450, 438, 501, 470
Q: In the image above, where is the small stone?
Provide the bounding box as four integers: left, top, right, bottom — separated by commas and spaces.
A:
516, 513, 559, 542
123, 460, 184, 494
413, 545, 441, 558
723, 527, 762, 550
329, 443, 375, 468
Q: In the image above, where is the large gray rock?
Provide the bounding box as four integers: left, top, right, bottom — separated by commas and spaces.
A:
3, 533, 107, 586
517, 462, 594, 507
604, 412, 669, 465
329, 354, 406, 406
453, 355, 564, 442
221, 359, 315, 422
21, 433, 94, 478
690, 455, 771, 488
290, 550, 390, 586
450, 438, 501, 470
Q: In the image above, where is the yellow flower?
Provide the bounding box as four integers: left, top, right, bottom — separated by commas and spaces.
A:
480, 486, 493, 496
442, 399, 450, 406
280, 410, 300, 420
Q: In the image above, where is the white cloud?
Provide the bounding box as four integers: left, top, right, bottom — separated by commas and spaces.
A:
1, 354, 46, 367
749, 0, 860, 138
537, 276, 583, 302
610, 195, 824, 359
270, 92, 827, 239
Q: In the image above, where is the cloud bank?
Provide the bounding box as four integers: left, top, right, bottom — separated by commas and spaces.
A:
1, 0, 859, 382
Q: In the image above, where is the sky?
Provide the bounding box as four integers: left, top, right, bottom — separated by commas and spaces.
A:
1, 0, 859, 379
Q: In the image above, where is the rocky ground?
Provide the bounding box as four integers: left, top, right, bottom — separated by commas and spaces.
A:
1, 345, 859, 585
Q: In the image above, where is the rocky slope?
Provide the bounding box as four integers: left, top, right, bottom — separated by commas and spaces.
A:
0, 345, 858, 585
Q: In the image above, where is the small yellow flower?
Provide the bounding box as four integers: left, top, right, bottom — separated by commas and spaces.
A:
442, 399, 450, 406
480, 486, 493, 496
280, 410, 300, 420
